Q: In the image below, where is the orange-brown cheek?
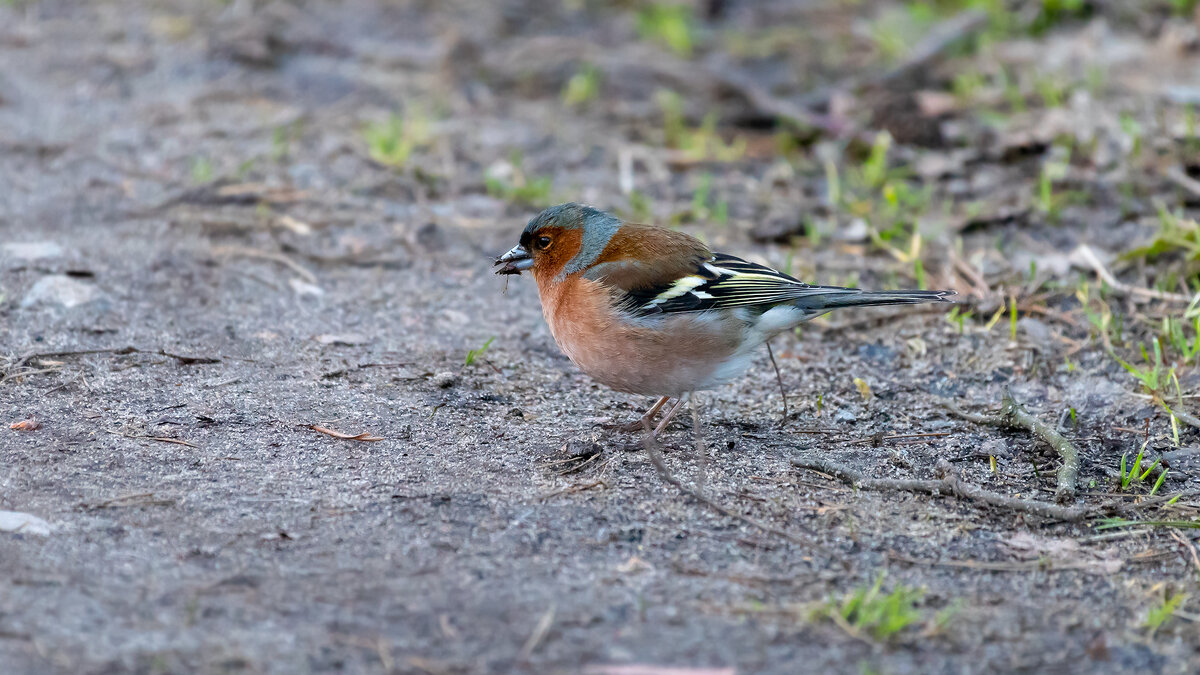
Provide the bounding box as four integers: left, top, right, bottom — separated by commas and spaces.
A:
531, 229, 583, 281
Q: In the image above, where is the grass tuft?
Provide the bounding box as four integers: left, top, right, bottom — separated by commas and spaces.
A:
815, 574, 923, 642
364, 112, 432, 168
636, 3, 695, 57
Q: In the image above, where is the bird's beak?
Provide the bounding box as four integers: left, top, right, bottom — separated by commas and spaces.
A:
494, 244, 533, 275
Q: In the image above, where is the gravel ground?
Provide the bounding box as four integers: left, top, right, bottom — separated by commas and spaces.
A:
2, 1, 1199, 673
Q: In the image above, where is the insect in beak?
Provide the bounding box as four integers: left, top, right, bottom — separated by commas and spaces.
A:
493, 245, 533, 275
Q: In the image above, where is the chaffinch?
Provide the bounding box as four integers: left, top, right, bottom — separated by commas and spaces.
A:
495, 203, 954, 434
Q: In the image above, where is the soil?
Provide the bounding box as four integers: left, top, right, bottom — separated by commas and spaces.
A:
2, 1, 1199, 673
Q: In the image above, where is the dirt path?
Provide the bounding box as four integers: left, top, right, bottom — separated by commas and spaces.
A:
2, 1, 1198, 673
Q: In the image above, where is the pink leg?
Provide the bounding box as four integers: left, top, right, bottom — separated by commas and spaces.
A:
615, 396, 671, 433
650, 396, 688, 438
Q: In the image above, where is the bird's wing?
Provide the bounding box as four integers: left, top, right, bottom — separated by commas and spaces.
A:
622, 253, 859, 314
581, 224, 712, 293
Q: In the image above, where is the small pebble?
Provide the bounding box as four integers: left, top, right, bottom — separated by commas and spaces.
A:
21, 275, 103, 309
431, 371, 459, 388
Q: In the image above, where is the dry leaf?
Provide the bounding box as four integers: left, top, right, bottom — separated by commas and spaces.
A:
915, 90, 959, 117
276, 215, 312, 235
1000, 532, 1123, 575
306, 424, 384, 442
0, 510, 52, 536
616, 556, 654, 574
9, 418, 40, 431
314, 333, 370, 346
853, 377, 872, 402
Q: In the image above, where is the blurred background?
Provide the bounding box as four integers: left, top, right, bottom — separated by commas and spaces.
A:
4, 1, 1200, 673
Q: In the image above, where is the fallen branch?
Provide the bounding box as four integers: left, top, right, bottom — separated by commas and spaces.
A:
792, 456, 1099, 522
797, 9, 990, 110
942, 389, 1080, 503
702, 60, 840, 133
489, 11, 988, 140
1169, 528, 1200, 578
1167, 405, 1200, 432
1165, 164, 1200, 201
1133, 488, 1200, 510
887, 551, 1111, 573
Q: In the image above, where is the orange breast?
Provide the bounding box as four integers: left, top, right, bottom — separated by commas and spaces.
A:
536, 275, 745, 396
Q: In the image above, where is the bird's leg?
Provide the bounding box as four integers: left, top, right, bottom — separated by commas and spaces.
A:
650, 395, 688, 438
613, 396, 671, 433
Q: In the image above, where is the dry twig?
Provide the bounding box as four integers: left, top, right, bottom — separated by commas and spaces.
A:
1165, 165, 1200, 201
1170, 529, 1200, 577
212, 245, 317, 284
105, 428, 200, 448
843, 432, 950, 447
1072, 244, 1193, 304
942, 389, 1080, 503
3, 346, 220, 381
518, 605, 556, 661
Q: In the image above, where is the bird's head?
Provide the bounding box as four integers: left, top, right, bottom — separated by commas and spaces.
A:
494, 202, 621, 282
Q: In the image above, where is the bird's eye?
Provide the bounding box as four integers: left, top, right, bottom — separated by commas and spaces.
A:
535, 236, 552, 250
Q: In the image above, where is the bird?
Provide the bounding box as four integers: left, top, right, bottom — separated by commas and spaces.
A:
495, 203, 954, 436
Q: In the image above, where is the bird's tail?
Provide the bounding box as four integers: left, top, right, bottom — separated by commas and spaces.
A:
791, 288, 955, 312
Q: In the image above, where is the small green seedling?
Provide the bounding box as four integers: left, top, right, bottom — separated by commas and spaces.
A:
1118, 441, 1168, 494
625, 190, 653, 223
860, 132, 893, 191
272, 120, 303, 160
1116, 338, 1169, 393
562, 65, 601, 106
912, 259, 926, 290
1120, 112, 1144, 159
191, 156, 214, 183
485, 153, 554, 207
1009, 296, 1018, 341
1033, 72, 1067, 108
688, 173, 729, 224
1145, 591, 1188, 636
656, 90, 746, 162
1034, 151, 1071, 222
1163, 316, 1200, 364
636, 3, 695, 57
465, 337, 495, 367
946, 306, 973, 334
